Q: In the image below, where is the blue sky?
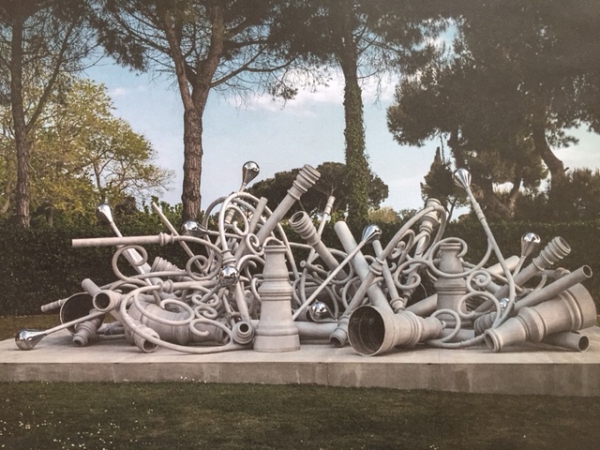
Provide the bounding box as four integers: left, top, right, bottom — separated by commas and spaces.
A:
85, 60, 600, 215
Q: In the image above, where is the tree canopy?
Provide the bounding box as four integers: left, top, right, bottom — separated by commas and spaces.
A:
3, 1, 600, 227
0, 77, 172, 225
387, 0, 600, 219
269, 0, 444, 231
0, 0, 96, 226
91, 0, 304, 221
514, 168, 600, 222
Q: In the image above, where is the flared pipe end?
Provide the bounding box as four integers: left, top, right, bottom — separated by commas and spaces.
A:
133, 325, 160, 353
231, 321, 255, 345
348, 307, 442, 356
93, 290, 121, 312
289, 211, 319, 246
483, 317, 528, 352
483, 332, 501, 353
533, 236, 571, 269
329, 328, 348, 348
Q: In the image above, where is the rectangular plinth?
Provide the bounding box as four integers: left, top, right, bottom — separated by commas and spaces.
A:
2, 327, 599, 396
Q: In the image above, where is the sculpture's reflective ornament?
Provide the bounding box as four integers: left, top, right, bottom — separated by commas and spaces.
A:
15, 329, 46, 350
453, 168, 471, 190
219, 266, 240, 287
241, 161, 260, 190
361, 224, 382, 244
521, 232, 541, 259
96, 204, 115, 226
181, 220, 208, 237
308, 301, 335, 322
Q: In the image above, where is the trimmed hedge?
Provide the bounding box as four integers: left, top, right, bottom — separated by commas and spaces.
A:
0, 220, 188, 316
1, 219, 599, 316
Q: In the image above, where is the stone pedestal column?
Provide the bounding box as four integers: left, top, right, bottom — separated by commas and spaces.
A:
254, 241, 300, 352
434, 242, 467, 326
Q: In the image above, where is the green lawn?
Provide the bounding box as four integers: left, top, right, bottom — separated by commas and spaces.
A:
1, 316, 599, 449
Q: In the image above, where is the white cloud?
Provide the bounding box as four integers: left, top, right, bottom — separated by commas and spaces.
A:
109, 85, 148, 99
109, 87, 130, 98
237, 70, 398, 116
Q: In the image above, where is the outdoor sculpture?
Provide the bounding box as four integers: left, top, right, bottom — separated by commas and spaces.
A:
15, 163, 598, 356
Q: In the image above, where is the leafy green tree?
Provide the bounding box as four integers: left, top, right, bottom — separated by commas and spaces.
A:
91, 0, 300, 222
515, 168, 600, 222
368, 206, 401, 225
0, 0, 96, 226
388, 1, 600, 219
420, 147, 466, 220
0, 78, 173, 225
248, 161, 388, 218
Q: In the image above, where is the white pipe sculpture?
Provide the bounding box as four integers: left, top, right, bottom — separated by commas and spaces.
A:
15, 163, 598, 358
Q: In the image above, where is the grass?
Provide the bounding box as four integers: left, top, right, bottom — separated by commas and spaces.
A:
1, 316, 599, 449
0, 314, 59, 340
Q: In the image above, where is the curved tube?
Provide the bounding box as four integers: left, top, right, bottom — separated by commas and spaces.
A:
234, 196, 268, 259
128, 301, 226, 346
132, 324, 160, 353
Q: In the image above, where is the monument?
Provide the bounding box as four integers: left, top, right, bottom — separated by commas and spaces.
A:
14, 163, 597, 358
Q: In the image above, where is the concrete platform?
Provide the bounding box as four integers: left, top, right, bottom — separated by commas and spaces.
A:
2, 327, 600, 397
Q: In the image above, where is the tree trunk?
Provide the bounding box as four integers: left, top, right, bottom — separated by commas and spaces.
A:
506, 175, 522, 213
163, 5, 224, 222
181, 100, 203, 221
475, 178, 514, 219
532, 123, 566, 182
333, 1, 369, 233
10, 13, 31, 227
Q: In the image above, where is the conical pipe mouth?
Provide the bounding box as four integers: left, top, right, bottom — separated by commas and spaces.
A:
348, 307, 386, 356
